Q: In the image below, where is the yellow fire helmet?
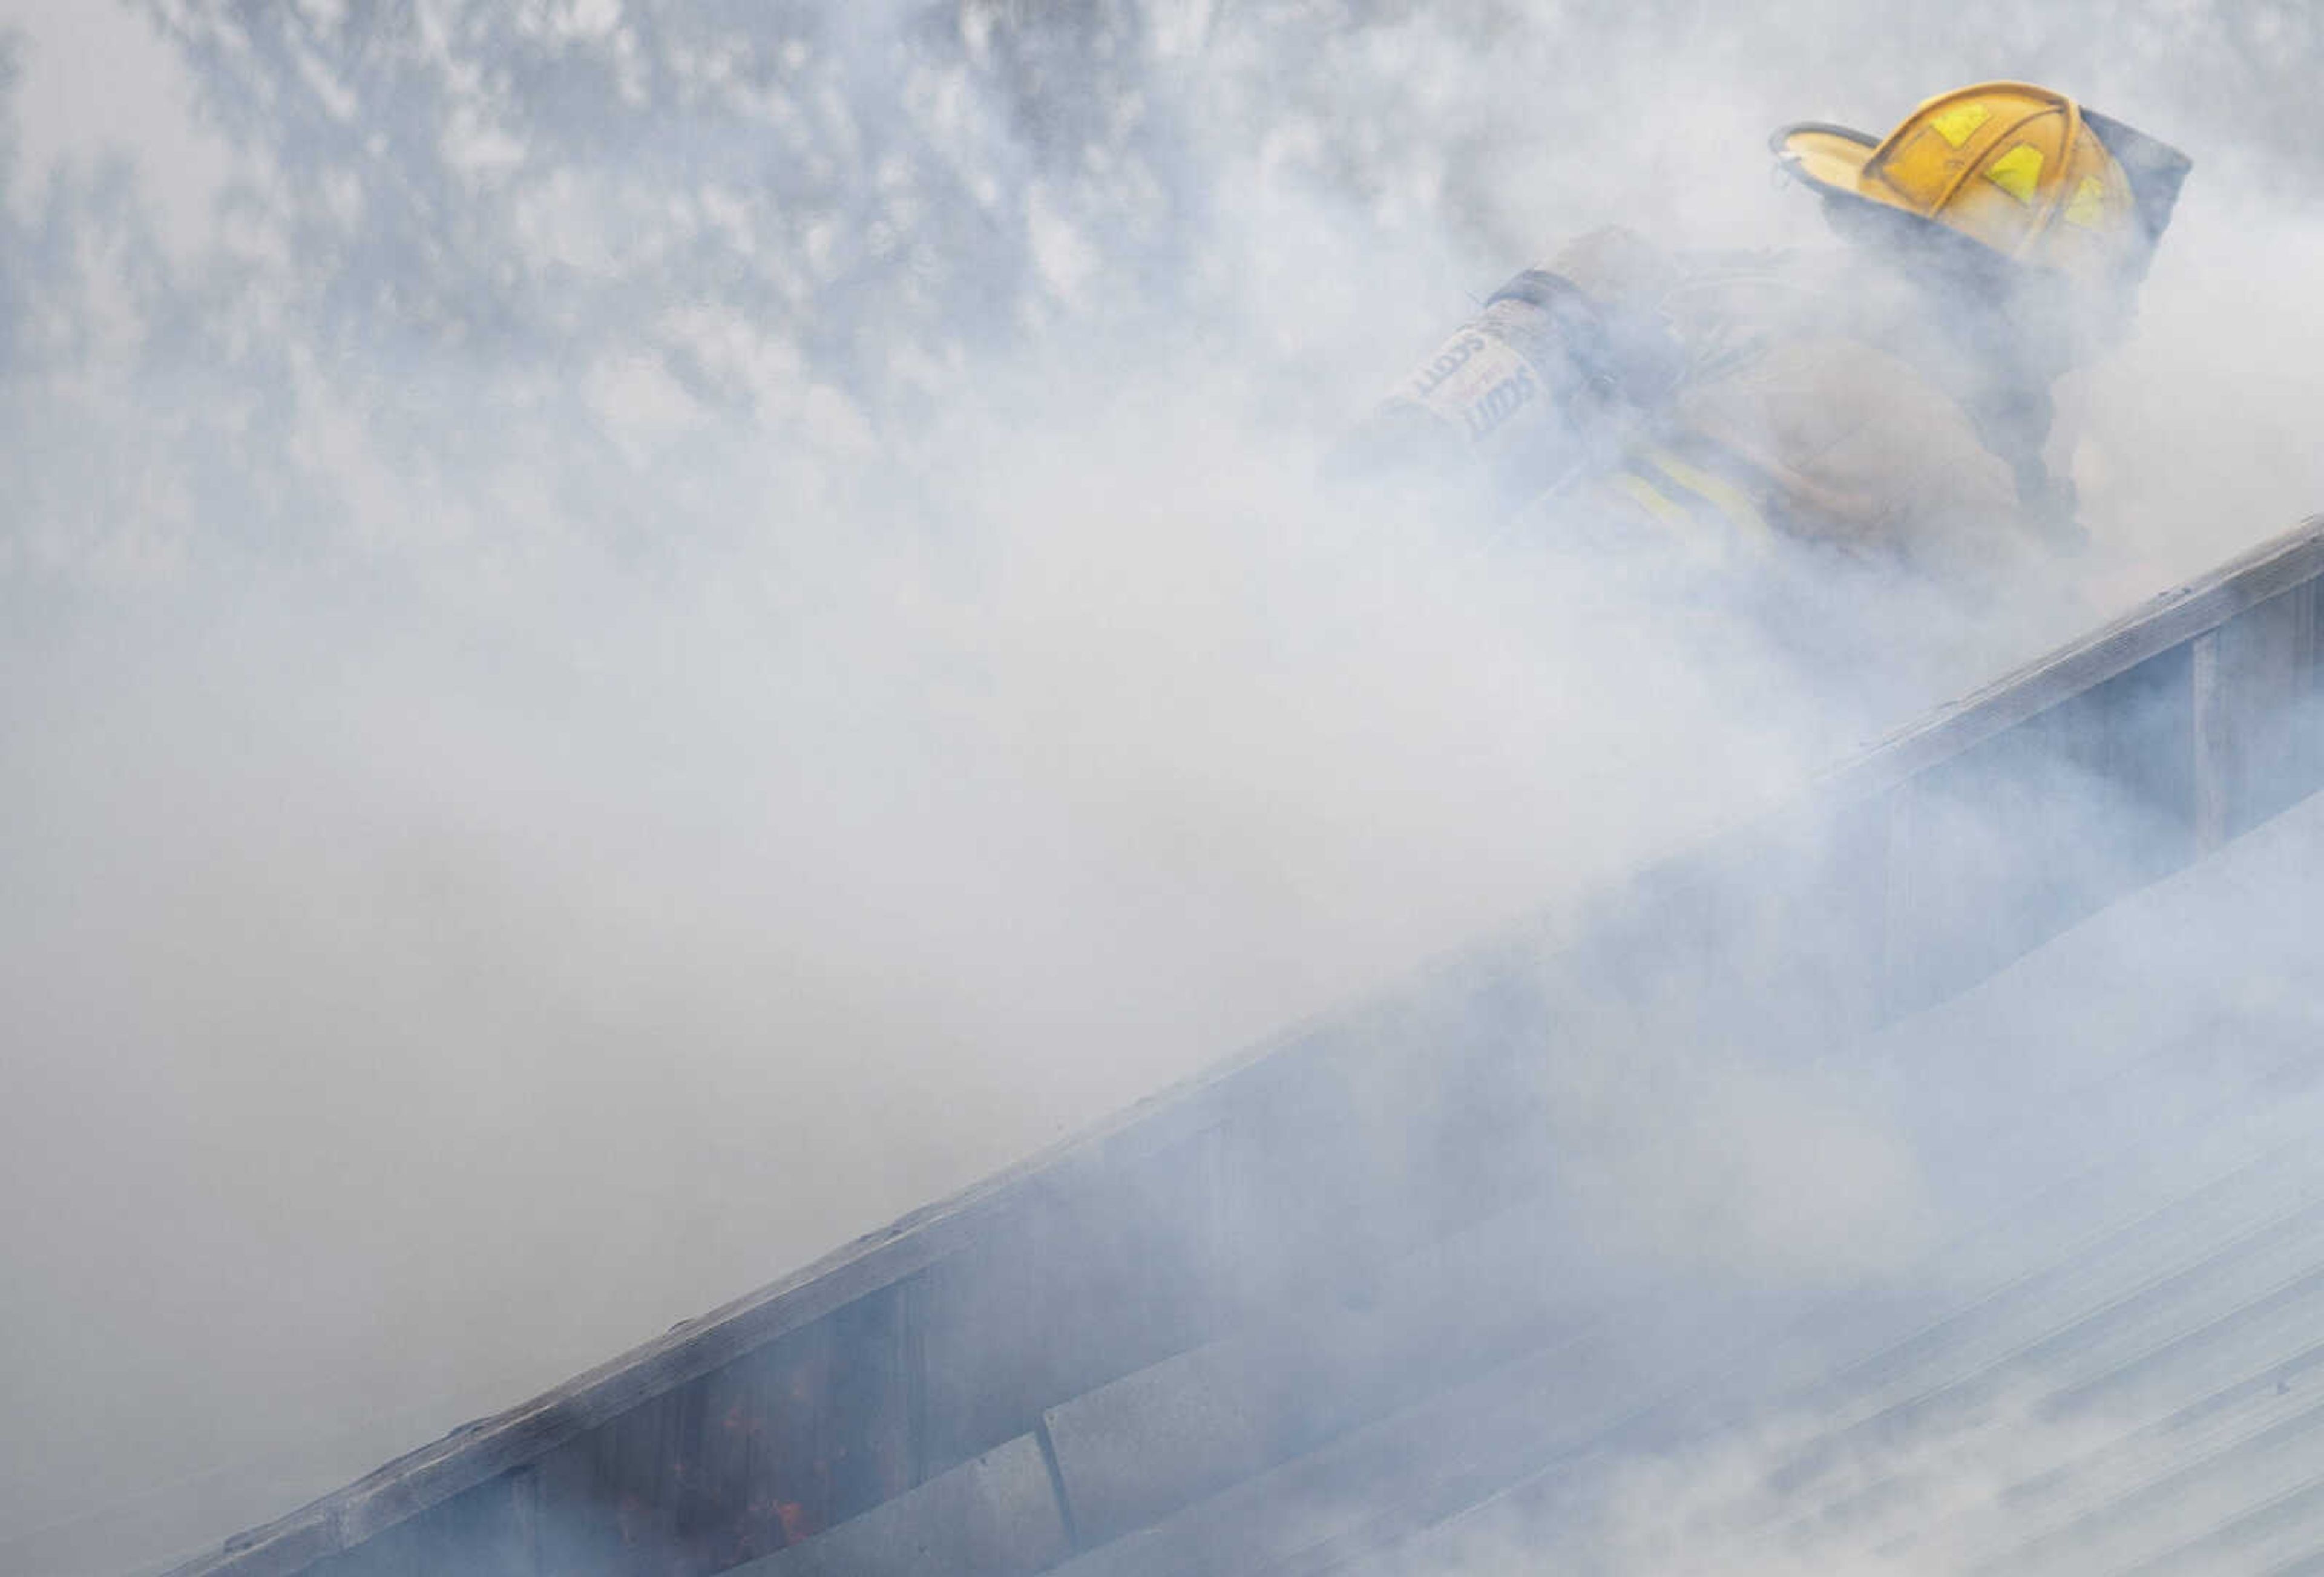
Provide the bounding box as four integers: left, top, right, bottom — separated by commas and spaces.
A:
1772, 82, 2191, 288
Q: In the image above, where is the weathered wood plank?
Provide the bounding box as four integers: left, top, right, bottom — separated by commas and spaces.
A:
1820, 517, 2324, 804
2193, 628, 2230, 854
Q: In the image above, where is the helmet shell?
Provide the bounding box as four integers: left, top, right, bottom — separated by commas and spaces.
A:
1774, 82, 2168, 287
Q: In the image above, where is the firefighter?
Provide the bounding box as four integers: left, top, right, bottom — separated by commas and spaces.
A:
1353, 82, 2193, 586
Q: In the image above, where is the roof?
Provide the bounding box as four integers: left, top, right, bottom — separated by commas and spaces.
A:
163, 518, 2324, 1577
1374, 782, 2324, 1574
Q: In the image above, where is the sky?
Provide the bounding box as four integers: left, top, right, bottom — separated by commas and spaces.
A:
4, 2, 2324, 1573
0, 0, 225, 244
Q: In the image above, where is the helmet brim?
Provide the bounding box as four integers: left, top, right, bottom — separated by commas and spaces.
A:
1770, 122, 1882, 203
1772, 120, 1989, 264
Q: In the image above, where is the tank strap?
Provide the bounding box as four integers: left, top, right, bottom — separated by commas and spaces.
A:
1489, 269, 1690, 408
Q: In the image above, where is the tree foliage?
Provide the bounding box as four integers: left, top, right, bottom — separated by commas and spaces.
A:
2, 0, 2319, 576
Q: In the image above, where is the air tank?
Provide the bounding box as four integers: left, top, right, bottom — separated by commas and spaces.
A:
1338, 268, 1683, 510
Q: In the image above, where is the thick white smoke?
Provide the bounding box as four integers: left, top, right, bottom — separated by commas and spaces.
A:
3, 2, 2322, 1573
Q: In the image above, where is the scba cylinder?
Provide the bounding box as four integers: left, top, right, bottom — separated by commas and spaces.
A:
1342, 269, 1682, 510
